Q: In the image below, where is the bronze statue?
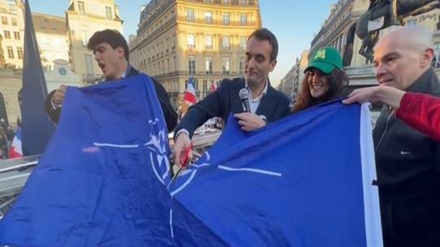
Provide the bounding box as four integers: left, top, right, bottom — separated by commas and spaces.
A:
343, 0, 440, 64
369, 0, 401, 25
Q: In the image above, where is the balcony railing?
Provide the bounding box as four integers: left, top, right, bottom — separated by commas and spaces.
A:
82, 73, 103, 84
177, 16, 258, 27
343, 64, 375, 77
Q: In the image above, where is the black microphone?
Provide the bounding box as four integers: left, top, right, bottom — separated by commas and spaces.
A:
239, 88, 251, 113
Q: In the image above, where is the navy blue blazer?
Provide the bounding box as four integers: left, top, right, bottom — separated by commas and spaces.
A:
44, 67, 178, 132
176, 77, 290, 138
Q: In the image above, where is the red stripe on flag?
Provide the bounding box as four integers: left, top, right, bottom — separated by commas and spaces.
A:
183, 92, 197, 105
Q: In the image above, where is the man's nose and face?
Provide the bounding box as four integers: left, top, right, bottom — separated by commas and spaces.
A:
244, 37, 276, 87
93, 43, 124, 80
373, 34, 427, 90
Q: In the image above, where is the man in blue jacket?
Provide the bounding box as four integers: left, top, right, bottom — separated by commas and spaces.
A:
173, 28, 290, 166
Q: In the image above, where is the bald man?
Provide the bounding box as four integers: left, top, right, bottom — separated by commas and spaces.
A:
368, 25, 440, 247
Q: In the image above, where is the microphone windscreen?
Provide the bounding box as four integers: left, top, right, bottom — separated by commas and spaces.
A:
239, 88, 249, 100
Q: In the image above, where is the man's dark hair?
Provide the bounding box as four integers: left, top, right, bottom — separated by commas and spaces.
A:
87, 29, 129, 61
248, 28, 278, 62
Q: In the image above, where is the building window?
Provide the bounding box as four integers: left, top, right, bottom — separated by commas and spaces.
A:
204, 0, 213, 3
222, 57, 230, 75
223, 13, 230, 25
11, 17, 17, 26
105, 6, 112, 20
7, 46, 14, 59
14, 31, 20, 40
85, 54, 94, 75
1, 16, 7, 25
188, 56, 196, 75
82, 32, 89, 46
9, 1, 17, 14
17, 47, 23, 59
240, 13, 247, 26
222, 36, 230, 51
4, 31, 10, 39
239, 57, 245, 73
206, 57, 213, 75
188, 34, 195, 49
222, 0, 230, 4
203, 80, 208, 94
240, 0, 247, 5
205, 35, 213, 49
205, 11, 212, 24
187, 9, 195, 22
433, 42, 440, 68
406, 19, 417, 25
78, 1, 86, 15
45, 53, 52, 63
240, 36, 247, 50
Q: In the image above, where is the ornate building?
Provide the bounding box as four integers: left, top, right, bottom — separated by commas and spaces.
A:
0, 0, 24, 69
129, 0, 262, 107
306, 0, 440, 93
277, 65, 298, 99
66, 0, 123, 83
278, 50, 308, 101
32, 13, 69, 71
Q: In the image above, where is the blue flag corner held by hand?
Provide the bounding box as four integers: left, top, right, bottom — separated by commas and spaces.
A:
168, 100, 383, 247
0, 74, 176, 247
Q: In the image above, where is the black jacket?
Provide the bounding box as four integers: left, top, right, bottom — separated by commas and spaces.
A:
373, 68, 440, 247
175, 77, 290, 138
44, 67, 177, 132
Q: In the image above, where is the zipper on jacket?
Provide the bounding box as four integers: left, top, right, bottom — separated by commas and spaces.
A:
375, 110, 394, 153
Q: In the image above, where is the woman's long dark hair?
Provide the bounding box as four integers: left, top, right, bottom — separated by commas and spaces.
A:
291, 68, 349, 113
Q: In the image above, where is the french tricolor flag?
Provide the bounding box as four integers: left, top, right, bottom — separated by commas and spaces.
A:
9, 127, 23, 158
183, 78, 197, 106
210, 81, 219, 92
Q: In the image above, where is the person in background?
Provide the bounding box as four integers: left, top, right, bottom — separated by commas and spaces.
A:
173, 28, 290, 166
291, 46, 348, 113
44, 29, 177, 132
8, 89, 23, 159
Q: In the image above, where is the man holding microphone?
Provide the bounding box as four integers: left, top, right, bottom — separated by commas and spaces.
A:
173, 28, 290, 166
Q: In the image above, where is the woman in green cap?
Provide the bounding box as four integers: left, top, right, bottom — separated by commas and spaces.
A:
291, 46, 349, 113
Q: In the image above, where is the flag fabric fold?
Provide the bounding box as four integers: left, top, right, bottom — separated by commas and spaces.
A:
169, 101, 383, 247
0, 74, 173, 247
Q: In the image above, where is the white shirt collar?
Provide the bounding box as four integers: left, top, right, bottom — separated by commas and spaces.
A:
245, 79, 268, 102
120, 64, 132, 79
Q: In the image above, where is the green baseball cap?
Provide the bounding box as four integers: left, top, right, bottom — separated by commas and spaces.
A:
305, 47, 343, 74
